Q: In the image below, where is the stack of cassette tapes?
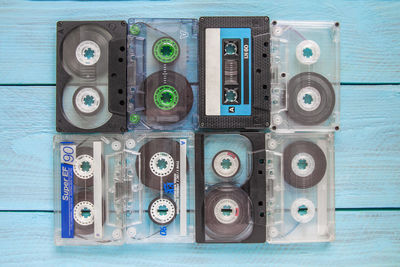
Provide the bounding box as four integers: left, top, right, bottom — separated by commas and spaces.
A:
126, 18, 198, 130
54, 17, 339, 246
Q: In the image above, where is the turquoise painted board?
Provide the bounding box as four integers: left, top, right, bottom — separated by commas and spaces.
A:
0, 0, 399, 265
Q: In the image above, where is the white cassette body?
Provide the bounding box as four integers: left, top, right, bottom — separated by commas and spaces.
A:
270, 21, 340, 132
266, 132, 335, 243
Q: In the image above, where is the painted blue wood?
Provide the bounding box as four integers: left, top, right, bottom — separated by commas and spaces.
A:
0, 211, 399, 265
0, 0, 399, 84
0, 85, 399, 210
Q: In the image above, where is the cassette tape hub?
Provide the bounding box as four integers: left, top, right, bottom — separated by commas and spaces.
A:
56, 21, 127, 132
195, 132, 266, 243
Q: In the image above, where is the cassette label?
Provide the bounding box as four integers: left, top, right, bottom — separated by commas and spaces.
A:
60, 143, 75, 238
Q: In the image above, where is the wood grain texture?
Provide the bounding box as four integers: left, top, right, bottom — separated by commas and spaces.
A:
0, 0, 399, 84
0, 85, 399, 210
0, 210, 399, 266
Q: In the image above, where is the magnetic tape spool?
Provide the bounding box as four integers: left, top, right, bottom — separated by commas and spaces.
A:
142, 71, 193, 125
135, 139, 181, 190
204, 184, 252, 241
61, 24, 111, 80
72, 86, 104, 116
148, 196, 177, 225
73, 190, 105, 235
73, 146, 104, 187
287, 72, 335, 125
283, 140, 327, 189
212, 150, 241, 179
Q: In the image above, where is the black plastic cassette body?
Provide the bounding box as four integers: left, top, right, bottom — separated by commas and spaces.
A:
270, 21, 340, 132
124, 132, 195, 243
266, 132, 335, 243
54, 135, 125, 245
127, 18, 198, 130
56, 21, 127, 132
195, 132, 266, 243
198, 16, 271, 129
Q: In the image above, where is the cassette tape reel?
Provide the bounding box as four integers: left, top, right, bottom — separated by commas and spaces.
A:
127, 18, 198, 130
56, 21, 127, 132
266, 132, 335, 243
198, 16, 271, 129
195, 132, 266, 243
270, 21, 340, 132
124, 132, 195, 243
54, 135, 126, 245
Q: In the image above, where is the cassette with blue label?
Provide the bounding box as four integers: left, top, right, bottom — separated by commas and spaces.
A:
127, 18, 198, 130
124, 132, 195, 243
198, 16, 270, 129
54, 135, 126, 245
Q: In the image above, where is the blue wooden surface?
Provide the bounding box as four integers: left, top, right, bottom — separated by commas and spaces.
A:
0, 0, 399, 266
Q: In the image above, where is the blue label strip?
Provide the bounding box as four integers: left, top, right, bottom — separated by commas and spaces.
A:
61, 163, 74, 238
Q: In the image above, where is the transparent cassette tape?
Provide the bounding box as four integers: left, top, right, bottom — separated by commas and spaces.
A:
124, 132, 195, 243
266, 132, 335, 243
195, 133, 266, 243
270, 21, 340, 132
54, 135, 126, 245
127, 18, 198, 130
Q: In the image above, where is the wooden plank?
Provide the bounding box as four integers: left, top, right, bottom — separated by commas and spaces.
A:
0, 210, 398, 265
0, 0, 399, 84
0, 85, 399, 210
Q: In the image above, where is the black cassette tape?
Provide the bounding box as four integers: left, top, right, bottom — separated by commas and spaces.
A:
198, 16, 271, 129
56, 21, 127, 132
195, 132, 266, 243
127, 18, 198, 130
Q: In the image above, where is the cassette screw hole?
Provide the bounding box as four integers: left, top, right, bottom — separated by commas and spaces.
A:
335, 22, 340, 27
157, 205, 168, 216
264, 42, 269, 47
258, 201, 263, 206
260, 212, 265, 217
262, 53, 267, 58
256, 69, 261, 73
258, 170, 263, 175
298, 205, 308, 216
335, 126, 340, 131
221, 159, 232, 169
118, 89, 123, 94
263, 84, 267, 89
120, 100, 125, 105
118, 58, 123, 62
281, 73, 286, 78
81, 207, 91, 218
303, 48, 313, 58
120, 46, 125, 52
157, 159, 167, 170
272, 20, 277, 25
297, 159, 308, 170
221, 205, 232, 216
81, 161, 91, 172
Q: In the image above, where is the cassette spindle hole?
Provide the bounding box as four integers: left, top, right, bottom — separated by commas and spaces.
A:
154, 85, 179, 110
153, 37, 180, 64
298, 205, 308, 216
212, 150, 240, 179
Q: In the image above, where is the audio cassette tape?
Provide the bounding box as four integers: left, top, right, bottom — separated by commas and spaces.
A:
124, 132, 195, 243
198, 16, 270, 129
54, 135, 126, 245
270, 21, 340, 132
195, 132, 266, 243
127, 18, 198, 130
266, 132, 335, 243
56, 21, 127, 132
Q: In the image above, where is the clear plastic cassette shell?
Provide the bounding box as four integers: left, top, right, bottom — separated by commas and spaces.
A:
56, 21, 127, 132
266, 132, 335, 243
270, 21, 340, 132
127, 18, 198, 131
195, 133, 266, 243
124, 131, 195, 243
54, 135, 126, 245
